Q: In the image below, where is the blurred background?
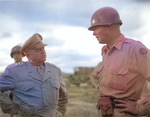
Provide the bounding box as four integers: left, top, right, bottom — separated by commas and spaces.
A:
0, 0, 150, 117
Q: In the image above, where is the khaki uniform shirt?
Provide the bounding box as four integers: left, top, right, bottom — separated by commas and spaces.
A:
99, 34, 150, 101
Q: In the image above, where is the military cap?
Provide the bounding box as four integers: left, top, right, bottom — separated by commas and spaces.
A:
20, 33, 47, 56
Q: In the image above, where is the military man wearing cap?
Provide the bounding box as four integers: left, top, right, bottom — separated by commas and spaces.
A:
0, 33, 68, 117
88, 6, 150, 117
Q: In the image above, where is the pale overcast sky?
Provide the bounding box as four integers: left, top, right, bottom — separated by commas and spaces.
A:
0, 0, 150, 73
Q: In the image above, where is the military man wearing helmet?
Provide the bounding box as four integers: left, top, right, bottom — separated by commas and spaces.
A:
10, 45, 23, 64
89, 7, 150, 117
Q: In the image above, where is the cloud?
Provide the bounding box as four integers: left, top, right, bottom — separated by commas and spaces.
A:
1, 32, 12, 38
0, 0, 150, 73
47, 49, 100, 73
43, 25, 103, 73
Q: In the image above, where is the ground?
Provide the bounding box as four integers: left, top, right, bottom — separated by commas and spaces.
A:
65, 85, 100, 117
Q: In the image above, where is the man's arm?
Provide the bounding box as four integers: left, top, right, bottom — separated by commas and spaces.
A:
90, 62, 103, 88
136, 95, 150, 116
57, 76, 68, 117
0, 66, 19, 115
0, 91, 14, 111
114, 95, 150, 116
0, 91, 19, 115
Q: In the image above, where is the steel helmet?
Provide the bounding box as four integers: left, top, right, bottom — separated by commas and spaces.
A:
10, 45, 21, 58
88, 7, 122, 31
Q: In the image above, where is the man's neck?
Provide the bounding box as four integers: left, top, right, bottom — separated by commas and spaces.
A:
107, 33, 121, 49
30, 62, 44, 66
15, 60, 23, 64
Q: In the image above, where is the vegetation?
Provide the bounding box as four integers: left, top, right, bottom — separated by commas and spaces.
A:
62, 68, 102, 117
66, 85, 99, 103
65, 83, 100, 117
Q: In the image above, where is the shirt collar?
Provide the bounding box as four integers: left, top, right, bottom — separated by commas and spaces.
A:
114, 34, 125, 50
102, 34, 125, 54
33, 63, 45, 69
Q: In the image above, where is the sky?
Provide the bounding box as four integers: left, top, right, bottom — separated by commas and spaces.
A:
0, 0, 150, 73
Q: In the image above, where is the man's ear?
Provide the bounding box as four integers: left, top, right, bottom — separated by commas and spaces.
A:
24, 52, 29, 58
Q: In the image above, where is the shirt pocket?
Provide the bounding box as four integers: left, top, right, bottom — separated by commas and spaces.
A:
15, 82, 35, 103
51, 81, 60, 101
105, 67, 128, 91
16, 82, 34, 92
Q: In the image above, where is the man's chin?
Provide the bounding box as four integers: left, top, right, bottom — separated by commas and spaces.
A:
43, 58, 46, 61
99, 41, 105, 44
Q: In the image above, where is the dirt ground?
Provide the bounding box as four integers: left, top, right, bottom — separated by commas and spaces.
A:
65, 101, 100, 117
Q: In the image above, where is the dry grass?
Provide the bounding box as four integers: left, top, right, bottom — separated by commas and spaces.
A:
65, 84, 101, 117
65, 101, 100, 117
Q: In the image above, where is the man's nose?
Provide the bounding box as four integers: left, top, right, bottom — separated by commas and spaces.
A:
93, 31, 96, 36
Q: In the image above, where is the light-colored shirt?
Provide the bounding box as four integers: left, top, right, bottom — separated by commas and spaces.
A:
0, 61, 68, 117
99, 34, 150, 100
